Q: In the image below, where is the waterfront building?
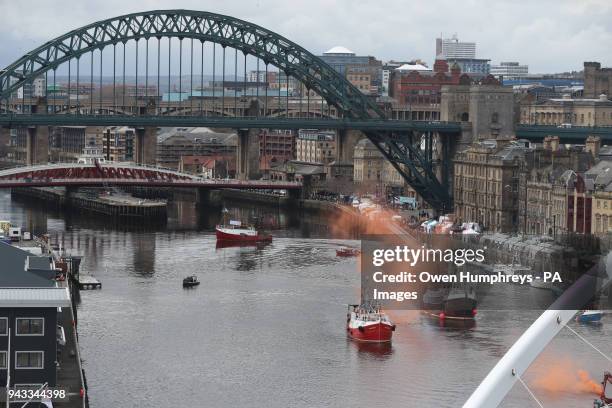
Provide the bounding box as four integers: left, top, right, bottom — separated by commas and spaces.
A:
179, 154, 236, 178
586, 160, 612, 235
521, 169, 592, 236
296, 129, 336, 165
520, 93, 612, 126
453, 139, 526, 232
353, 138, 383, 188
157, 127, 237, 169
44, 126, 104, 163
101, 126, 135, 162
0, 243, 72, 388
518, 138, 595, 236
353, 138, 419, 200
259, 130, 295, 174
584, 61, 612, 99
491, 62, 528, 80
269, 160, 327, 184
77, 145, 106, 164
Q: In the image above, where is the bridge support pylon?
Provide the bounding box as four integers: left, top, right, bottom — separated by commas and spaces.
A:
236, 129, 260, 180
335, 129, 362, 164
26, 126, 49, 165
134, 126, 157, 165
0, 127, 10, 158
196, 188, 210, 206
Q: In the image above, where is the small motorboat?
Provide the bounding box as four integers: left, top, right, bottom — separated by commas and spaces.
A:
421, 284, 477, 320
576, 309, 603, 323
336, 248, 361, 257
182, 276, 200, 288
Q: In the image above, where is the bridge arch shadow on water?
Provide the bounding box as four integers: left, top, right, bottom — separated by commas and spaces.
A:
0, 9, 457, 211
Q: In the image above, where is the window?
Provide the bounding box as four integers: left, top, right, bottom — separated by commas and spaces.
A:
16, 318, 44, 336
0, 351, 6, 369
0, 318, 7, 336
15, 352, 43, 369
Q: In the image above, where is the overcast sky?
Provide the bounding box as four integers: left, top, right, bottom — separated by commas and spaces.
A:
0, 0, 610, 74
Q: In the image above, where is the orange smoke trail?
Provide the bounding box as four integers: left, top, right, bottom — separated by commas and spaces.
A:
327, 205, 402, 237
531, 359, 603, 397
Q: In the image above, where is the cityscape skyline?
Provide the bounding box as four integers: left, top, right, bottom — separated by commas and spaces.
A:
0, 0, 610, 74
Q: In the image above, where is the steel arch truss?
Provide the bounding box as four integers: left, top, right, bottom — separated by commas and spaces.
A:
367, 131, 452, 212
0, 9, 382, 120
0, 9, 453, 210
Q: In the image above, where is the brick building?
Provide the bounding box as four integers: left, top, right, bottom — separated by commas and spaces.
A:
258, 130, 295, 174
179, 155, 236, 178
518, 138, 595, 236
390, 58, 468, 106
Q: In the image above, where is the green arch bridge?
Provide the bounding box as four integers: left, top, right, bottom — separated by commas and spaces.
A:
0, 10, 464, 211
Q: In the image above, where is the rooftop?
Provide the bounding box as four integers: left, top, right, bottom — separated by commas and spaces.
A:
0, 287, 70, 308
0, 243, 56, 287
395, 63, 431, 72
323, 46, 355, 55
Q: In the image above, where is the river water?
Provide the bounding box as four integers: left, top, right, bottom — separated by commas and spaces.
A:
1, 190, 610, 408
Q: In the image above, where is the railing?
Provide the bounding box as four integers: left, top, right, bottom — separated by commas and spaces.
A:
0, 113, 463, 130
0, 177, 302, 187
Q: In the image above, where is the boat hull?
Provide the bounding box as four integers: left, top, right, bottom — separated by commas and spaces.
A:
215, 227, 272, 242
336, 249, 360, 257
576, 311, 603, 323
347, 322, 394, 343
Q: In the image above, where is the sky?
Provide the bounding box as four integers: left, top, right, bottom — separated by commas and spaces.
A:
0, 0, 611, 74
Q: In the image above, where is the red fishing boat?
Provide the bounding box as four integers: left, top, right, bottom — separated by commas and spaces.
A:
346, 303, 395, 343
215, 209, 272, 243
336, 248, 361, 257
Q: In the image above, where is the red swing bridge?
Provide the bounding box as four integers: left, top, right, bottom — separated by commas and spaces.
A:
0, 161, 302, 190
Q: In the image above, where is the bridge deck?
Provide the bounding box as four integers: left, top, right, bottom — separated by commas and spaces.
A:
0, 114, 463, 132
0, 163, 302, 189
516, 124, 612, 142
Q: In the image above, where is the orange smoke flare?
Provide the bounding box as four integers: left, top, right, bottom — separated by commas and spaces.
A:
531, 359, 603, 397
